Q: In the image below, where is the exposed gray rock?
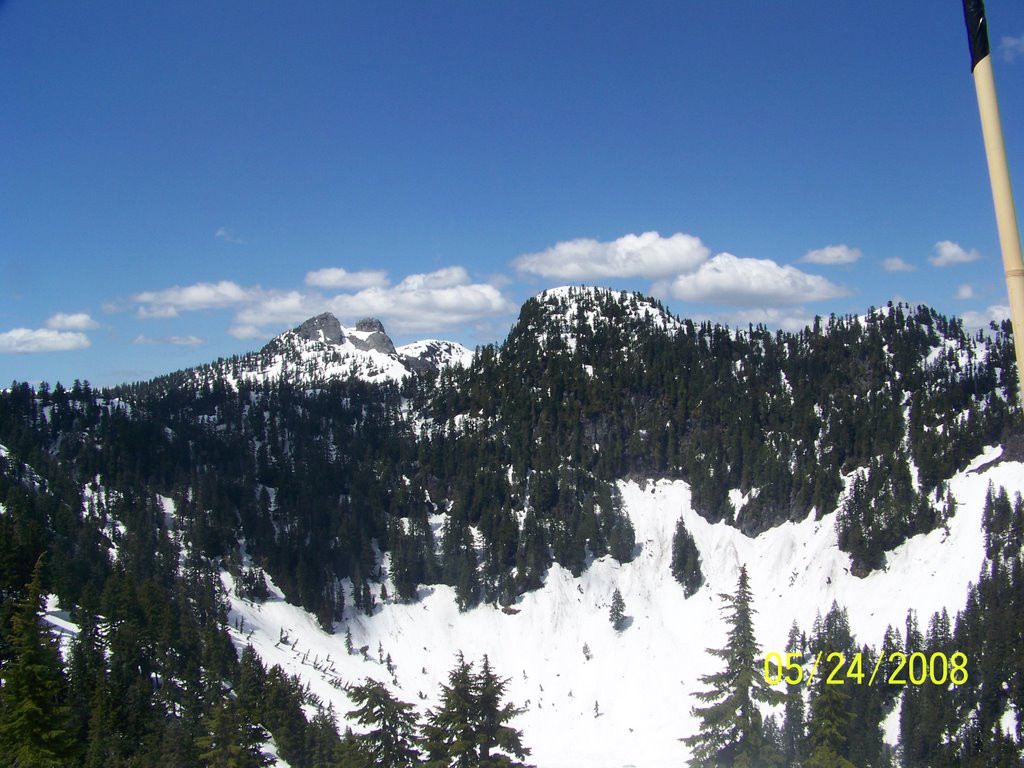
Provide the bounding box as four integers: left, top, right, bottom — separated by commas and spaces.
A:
350, 317, 397, 355
355, 318, 386, 334
294, 313, 345, 345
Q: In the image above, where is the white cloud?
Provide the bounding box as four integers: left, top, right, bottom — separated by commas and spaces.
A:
215, 227, 244, 244
513, 231, 710, 280
327, 268, 515, 333
961, 304, 1010, 330
0, 328, 90, 353
46, 312, 100, 330
882, 257, 916, 272
231, 267, 513, 337
800, 244, 862, 265
137, 305, 180, 319
394, 266, 472, 290
228, 325, 270, 340
233, 291, 322, 329
133, 334, 202, 346
929, 241, 981, 267
955, 284, 976, 300
1001, 34, 1024, 62
305, 267, 390, 289
134, 280, 259, 317
658, 253, 849, 307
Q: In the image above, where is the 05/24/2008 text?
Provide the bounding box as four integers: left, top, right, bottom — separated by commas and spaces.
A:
763, 650, 968, 687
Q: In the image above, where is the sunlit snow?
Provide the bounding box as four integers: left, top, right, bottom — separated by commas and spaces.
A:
225, 446, 1021, 767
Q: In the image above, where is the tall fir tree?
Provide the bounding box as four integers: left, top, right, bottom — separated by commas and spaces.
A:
344, 678, 422, 767
805, 651, 855, 768
670, 515, 704, 598
473, 655, 531, 767
0, 557, 77, 767
423, 654, 482, 768
780, 622, 808, 767
422, 653, 530, 768
609, 588, 626, 632
196, 697, 273, 768
683, 565, 783, 767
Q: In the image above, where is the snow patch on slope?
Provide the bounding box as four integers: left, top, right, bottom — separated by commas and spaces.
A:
225, 447, 1021, 768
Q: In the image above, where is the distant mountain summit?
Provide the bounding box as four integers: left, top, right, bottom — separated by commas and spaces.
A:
505, 285, 682, 358
185, 313, 474, 388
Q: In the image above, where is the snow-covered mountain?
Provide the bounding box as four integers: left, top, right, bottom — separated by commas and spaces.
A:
221, 446, 1022, 768
4, 286, 1023, 767
515, 285, 682, 353
201, 313, 474, 387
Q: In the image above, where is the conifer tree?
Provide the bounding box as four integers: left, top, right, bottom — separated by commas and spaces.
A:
605, 504, 636, 564
423, 654, 478, 767
344, 678, 421, 767
683, 565, 783, 767
670, 516, 704, 597
474, 655, 530, 767
422, 653, 530, 768
805, 654, 855, 768
609, 588, 626, 632
780, 622, 808, 767
196, 697, 273, 768
0, 557, 77, 766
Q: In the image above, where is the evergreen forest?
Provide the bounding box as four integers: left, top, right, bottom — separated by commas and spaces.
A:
0, 286, 1022, 765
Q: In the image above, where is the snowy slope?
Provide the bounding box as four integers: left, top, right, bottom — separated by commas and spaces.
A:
225, 446, 1021, 768
528, 286, 682, 354
199, 313, 473, 388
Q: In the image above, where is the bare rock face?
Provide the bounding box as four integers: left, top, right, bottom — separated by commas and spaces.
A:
247, 312, 470, 384
294, 313, 345, 345
351, 317, 397, 355
355, 318, 386, 334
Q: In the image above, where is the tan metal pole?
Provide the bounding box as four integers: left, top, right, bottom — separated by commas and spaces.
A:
963, 1, 1024, 408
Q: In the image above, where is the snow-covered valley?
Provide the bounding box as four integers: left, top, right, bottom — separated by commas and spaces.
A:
223, 446, 1022, 767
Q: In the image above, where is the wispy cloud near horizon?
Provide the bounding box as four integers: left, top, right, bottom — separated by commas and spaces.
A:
514, 232, 710, 281
0, 328, 91, 353
655, 253, 849, 307
882, 257, 916, 272
214, 227, 244, 244
46, 312, 100, 331
800, 244, 862, 265
929, 241, 981, 267
1000, 34, 1024, 62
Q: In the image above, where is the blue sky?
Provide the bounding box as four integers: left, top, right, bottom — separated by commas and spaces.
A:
2, 1, 1024, 387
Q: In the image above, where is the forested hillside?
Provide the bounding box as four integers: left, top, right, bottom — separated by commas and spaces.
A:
0, 286, 1022, 766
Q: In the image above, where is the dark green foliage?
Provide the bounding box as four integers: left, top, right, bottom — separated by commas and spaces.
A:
0, 558, 77, 766
344, 678, 421, 767
196, 697, 272, 768
868, 484, 1024, 766
422, 653, 531, 768
779, 623, 808, 767
670, 516, 703, 597
0, 291, 1021, 765
806, 645, 855, 768
683, 566, 783, 767
806, 603, 892, 768
609, 588, 626, 632
604, 493, 636, 564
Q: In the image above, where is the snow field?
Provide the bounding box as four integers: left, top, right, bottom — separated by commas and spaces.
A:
226, 446, 1022, 768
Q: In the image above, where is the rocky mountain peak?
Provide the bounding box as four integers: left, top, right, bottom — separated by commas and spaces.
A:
355, 318, 386, 334
294, 313, 345, 344
236, 312, 471, 385
349, 317, 396, 355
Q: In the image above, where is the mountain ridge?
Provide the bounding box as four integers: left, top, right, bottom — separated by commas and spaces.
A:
144, 312, 476, 390
1, 286, 1023, 766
